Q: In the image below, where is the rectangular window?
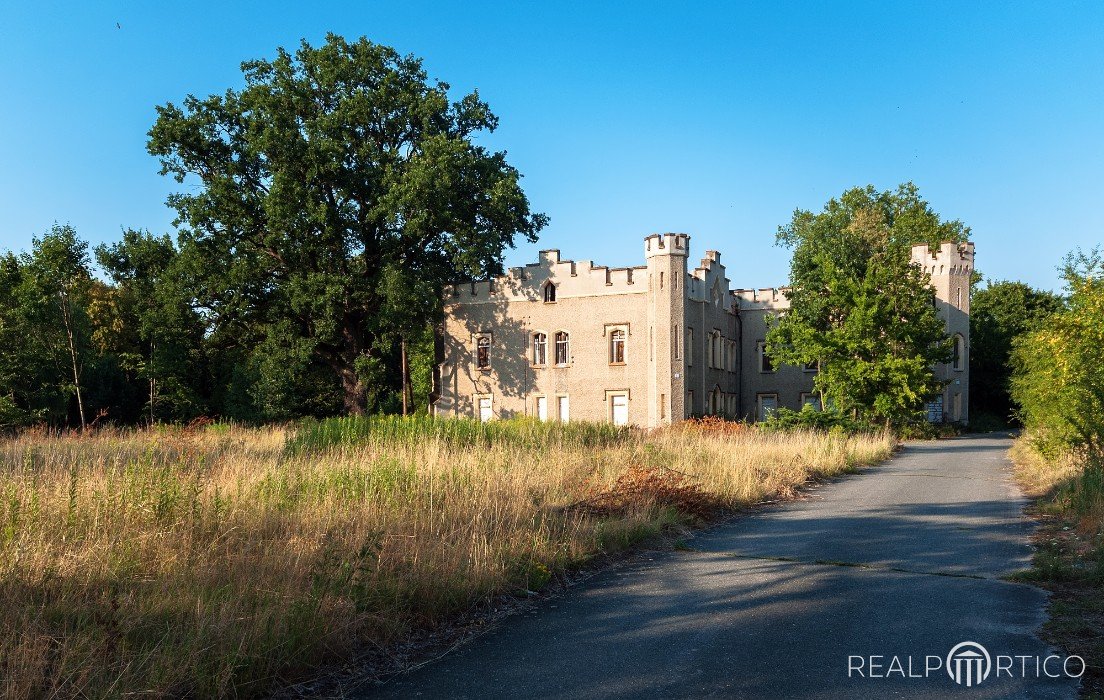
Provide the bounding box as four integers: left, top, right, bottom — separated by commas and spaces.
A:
660, 393, 666, 420
536, 395, 547, 421
674, 325, 680, 360
687, 390, 694, 414
758, 341, 774, 373
477, 396, 493, 422
532, 333, 547, 366
756, 393, 778, 422
476, 336, 491, 369
557, 395, 570, 422
803, 361, 819, 373
686, 327, 693, 367
610, 393, 629, 426
555, 332, 570, 366
610, 329, 626, 364
801, 393, 822, 411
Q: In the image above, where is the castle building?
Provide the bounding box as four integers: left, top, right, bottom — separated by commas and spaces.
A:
432, 234, 972, 427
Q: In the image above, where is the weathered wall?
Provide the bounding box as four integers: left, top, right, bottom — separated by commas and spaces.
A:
912, 242, 973, 423
436, 249, 656, 425
436, 236, 972, 427
735, 288, 816, 420
684, 250, 740, 417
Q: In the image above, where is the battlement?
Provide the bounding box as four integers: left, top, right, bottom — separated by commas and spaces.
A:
734, 287, 791, 310
644, 233, 690, 258
911, 241, 975, 277
444, 249, 650, 304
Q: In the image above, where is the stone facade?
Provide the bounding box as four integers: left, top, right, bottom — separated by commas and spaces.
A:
433, 235, 972, 427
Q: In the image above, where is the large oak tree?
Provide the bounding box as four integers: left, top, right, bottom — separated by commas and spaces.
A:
148, 34, 547, 413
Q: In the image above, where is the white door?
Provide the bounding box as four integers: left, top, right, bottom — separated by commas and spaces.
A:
478, 397, 492, 422
611, 394, 628, 426
757, 395, 778, 422
536, 396, 547, 421
558, 396, 569, 422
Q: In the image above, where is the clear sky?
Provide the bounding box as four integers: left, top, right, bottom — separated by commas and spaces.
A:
1, 1, 1101, 292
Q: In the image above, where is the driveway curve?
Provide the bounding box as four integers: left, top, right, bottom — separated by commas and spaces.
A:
359, 434, 1077, 699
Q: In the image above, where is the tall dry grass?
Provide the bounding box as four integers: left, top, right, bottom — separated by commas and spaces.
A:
0, 419, 894, 698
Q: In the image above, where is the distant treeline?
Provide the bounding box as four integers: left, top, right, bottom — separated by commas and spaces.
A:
0, 225, 435, 430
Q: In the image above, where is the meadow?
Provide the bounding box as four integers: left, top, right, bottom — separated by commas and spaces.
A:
0, 417, 895, 698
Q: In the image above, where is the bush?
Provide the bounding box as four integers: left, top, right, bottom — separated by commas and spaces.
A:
760, 406, 873, 434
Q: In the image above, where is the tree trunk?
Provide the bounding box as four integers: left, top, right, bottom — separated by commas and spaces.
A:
339, 363, 366, 415
400, 337, 410, 416
149, 339, 156, 425
59, 292, 86, 431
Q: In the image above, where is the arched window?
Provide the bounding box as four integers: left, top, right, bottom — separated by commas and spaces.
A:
543, 282, 557, 303
953, 334, 965, 371
609, 329, 626, 364
476, 336, 491, 369
555, 332, 570, 366
532, 333, 547, 366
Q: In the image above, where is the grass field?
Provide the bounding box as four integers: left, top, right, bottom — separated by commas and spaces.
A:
0, 417, 894, 698
1010, 437, 1104, 696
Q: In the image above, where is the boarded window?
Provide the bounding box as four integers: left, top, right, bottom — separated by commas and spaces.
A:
610, 394, 629, 426
558, 395, 570, 422
757, 394, 778, 422
477, 396, 492, 422
536, 396, 547, 421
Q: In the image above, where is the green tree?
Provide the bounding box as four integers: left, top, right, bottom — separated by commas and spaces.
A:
0, 253, 39, 428
16, 225, 96, 429
766, 184, 965, 426
1011, 248, 1104, 454
95, 229, 208, 422
970, 280, 1062, 422
148, 34, 547, 414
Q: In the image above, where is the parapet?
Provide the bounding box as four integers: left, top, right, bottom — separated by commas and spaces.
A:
444, 248, 650, 304
644, 233, 690, 258
911, 241, 974, 277
734, 287, 792, 310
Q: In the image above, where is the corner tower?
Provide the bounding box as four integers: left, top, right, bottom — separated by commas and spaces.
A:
645, 234, 689, 425
912, 241, 974, 423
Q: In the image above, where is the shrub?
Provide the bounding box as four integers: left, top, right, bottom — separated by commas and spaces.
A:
760, 406, 873, 434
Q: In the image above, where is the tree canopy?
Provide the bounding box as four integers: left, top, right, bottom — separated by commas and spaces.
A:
1011, 249, 1104, 454
766, 184, 966, 425
970, 279, 1062, 423
147, 34, 547, 413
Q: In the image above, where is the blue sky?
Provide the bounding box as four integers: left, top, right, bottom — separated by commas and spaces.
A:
1, 2, 1101, 292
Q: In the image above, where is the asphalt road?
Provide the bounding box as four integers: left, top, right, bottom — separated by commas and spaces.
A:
361, 435, 1079, 699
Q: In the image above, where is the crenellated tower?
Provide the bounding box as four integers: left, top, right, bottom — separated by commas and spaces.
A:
911, 241, 974, 423
645, 233, 689, 425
